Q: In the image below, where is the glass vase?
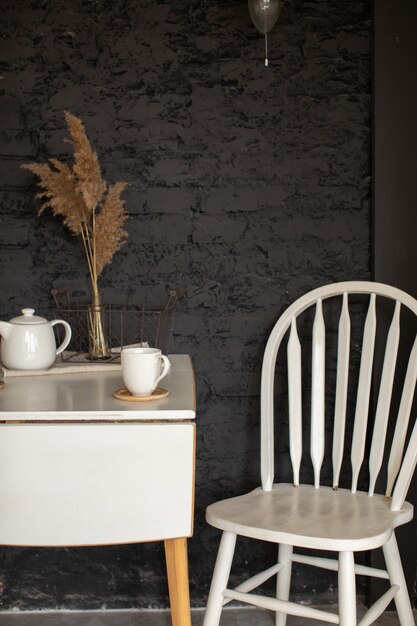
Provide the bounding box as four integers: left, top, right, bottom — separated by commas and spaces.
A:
87, 301, 111, 360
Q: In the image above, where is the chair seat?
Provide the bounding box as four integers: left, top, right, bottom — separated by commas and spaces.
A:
206, 483, 414, 552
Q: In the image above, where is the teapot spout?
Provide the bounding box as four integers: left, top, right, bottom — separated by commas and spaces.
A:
0, 321, 12, 340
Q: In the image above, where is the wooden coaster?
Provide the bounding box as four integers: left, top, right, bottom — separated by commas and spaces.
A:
113, 387, 169, 402
0, 381, 4, 390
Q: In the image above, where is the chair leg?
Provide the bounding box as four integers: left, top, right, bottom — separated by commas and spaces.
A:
338, 551, 357, 626
275, 543, 293, 626
203, 531, 237, 626
383, 532, 415, 626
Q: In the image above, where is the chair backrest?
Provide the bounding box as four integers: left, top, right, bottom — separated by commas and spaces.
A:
260, 281, 417, 511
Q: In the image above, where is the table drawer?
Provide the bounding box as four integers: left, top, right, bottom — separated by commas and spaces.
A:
0, 422, 195, 546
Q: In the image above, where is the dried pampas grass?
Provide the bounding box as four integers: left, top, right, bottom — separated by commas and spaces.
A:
22, 112, 128, 304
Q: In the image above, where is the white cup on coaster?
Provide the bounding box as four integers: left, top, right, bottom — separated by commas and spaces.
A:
121, 347, 171, 397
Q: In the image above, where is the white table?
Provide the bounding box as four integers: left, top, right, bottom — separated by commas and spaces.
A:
0, 354, 196, 626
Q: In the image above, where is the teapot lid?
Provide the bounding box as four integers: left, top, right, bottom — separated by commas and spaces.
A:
10, 309, 47, 325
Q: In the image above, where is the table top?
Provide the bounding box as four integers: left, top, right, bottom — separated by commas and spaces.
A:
0, 355, 195, 422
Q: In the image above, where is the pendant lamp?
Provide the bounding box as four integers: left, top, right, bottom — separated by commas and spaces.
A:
248, 0, 282, 66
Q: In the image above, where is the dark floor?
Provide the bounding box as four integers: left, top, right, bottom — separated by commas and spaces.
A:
0, 607, 411, 625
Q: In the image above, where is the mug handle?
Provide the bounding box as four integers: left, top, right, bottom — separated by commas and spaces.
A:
152, 355, 171, 391
51, 319, 72, 355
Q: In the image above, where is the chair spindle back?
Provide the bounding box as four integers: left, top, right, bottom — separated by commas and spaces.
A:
260, 281, 417, 512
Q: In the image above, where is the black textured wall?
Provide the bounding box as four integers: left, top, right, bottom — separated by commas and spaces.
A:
0, 0, 371, 611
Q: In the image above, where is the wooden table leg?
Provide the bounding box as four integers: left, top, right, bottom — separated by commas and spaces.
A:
164, 537, 192, 626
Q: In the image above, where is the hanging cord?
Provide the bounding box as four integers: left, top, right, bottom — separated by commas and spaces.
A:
265, 33, 268, 66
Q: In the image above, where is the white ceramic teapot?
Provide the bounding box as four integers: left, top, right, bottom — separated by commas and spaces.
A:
0, 308, 72, 370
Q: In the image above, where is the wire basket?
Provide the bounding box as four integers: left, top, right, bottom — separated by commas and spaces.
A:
52, 288, 180, 362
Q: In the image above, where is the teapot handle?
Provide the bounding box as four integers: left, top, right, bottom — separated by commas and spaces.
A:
51, 320, 72, 355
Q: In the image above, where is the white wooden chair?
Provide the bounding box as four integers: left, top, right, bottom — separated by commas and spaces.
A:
204, 281, 417, 626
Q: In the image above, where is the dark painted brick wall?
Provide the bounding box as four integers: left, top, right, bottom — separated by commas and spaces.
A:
0, 0, 371, 611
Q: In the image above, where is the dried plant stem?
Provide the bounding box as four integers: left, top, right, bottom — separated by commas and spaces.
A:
92, 208, 97, 292
79, 218, 99, 299
80, 226, 95, 289
81, 217, 109, 359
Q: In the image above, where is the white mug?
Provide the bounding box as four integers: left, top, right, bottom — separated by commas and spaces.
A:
121, 347, 171, 397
